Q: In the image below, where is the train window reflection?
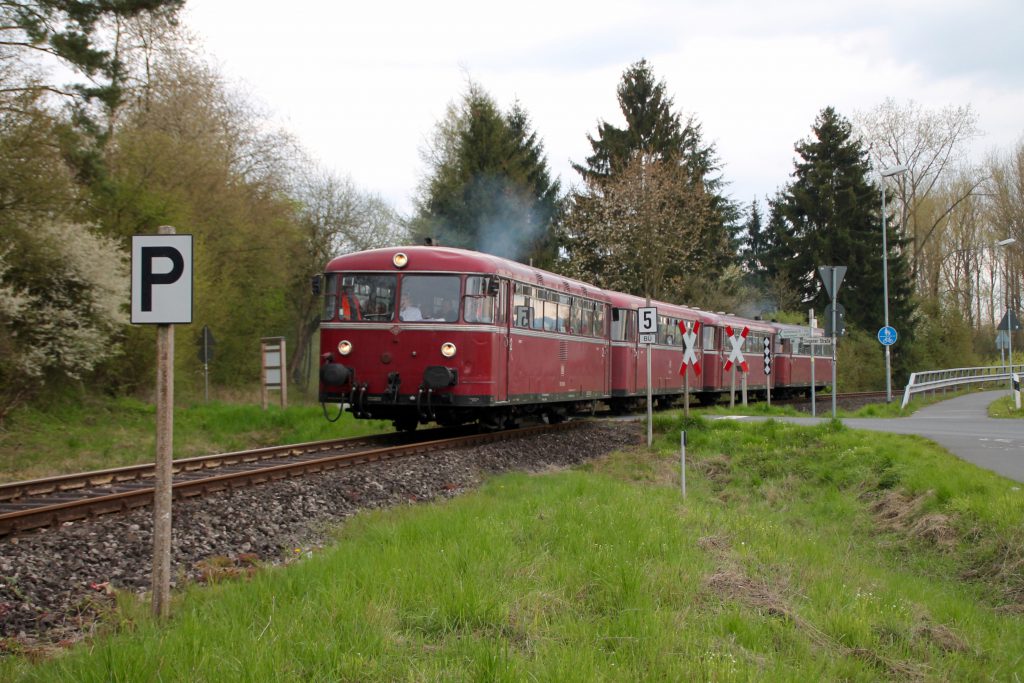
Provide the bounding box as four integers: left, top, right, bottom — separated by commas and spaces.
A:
465, 276, 495, 324
321, 273, 339, 321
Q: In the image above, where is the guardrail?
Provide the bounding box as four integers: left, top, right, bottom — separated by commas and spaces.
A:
901, 364, 1021, 409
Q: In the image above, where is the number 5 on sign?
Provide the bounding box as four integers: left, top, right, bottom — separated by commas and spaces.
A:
639, 307, 657, 334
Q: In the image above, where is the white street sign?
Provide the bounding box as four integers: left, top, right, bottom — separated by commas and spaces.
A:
131, 234, 193, 324
639, 307, 657, 335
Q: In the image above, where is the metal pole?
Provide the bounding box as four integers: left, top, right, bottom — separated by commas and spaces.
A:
1008, 257, 1015, 395
810, 308, 816, 418
831, 268, 838, 418
680, 431, 686, 498
882, 185, 893, 403
646, 345, 653, 447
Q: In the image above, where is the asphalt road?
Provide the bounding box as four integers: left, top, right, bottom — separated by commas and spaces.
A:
726, 391, 1024, 483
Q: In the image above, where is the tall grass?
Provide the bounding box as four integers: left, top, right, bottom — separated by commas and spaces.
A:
0, 393, 388, 482
5, 416, 1023, 680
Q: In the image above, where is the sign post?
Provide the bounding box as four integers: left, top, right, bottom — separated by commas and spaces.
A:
724, 326, 749, 409
639, 306, 657, 446
261, 337, 288, 410
763, 336, 772, 407
131, 226, 193, 620
819, 266, 846, 418
197, 325, 215, 402
679, 320, 702, 418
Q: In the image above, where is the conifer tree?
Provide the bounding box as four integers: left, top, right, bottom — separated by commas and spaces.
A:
413, 83, 561, 264
567, 59, 738, 292
771, 107, 915, 346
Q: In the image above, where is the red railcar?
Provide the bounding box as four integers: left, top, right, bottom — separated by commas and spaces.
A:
317, 246, 611, 430
604, 291, 719, 411
769, 323, 831, 397
317, 246, 834, 429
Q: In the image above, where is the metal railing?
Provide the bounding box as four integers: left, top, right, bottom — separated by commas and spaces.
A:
901, 364, 1020, 409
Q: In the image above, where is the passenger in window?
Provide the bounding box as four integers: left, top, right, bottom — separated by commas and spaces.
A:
340, 286, 362, 320
399, 293, 423, 321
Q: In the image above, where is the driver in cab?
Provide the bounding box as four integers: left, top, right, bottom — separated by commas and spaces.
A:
399, 293, 423, 321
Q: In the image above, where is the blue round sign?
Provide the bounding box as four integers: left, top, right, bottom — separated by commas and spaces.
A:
877, 326, 898, 346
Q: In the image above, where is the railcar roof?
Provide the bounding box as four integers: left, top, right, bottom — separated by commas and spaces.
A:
324, 246, 611, 302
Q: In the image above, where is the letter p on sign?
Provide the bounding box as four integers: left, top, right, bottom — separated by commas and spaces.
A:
131, 234, 193, 324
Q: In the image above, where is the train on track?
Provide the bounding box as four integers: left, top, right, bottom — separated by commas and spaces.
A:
317, 246, 832, 430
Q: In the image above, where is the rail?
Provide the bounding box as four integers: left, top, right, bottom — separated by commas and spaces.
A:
901, 363, 1021, 409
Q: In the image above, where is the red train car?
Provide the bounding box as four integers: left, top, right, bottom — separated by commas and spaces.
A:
769, 323, 831, 397
317, 246, 611, 430
317, 246, 835, 429
605, 291, 718, 411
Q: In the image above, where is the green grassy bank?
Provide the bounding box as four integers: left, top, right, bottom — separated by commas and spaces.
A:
4, 413, 1022, 681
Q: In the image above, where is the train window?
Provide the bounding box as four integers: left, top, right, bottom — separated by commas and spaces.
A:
703, 326, 715, 350
400, 274, 459, 322
339, 274, 396, 321
321, 273, 339, 321
571, 301, 583, 334
595, 306, 607, 338
531, 297, 544, 330
465, 275, 495, 324
610, 308, 627, 341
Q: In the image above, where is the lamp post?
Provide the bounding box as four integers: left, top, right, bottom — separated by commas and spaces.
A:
997, 237, 1017, 391
880, 164, 909, 403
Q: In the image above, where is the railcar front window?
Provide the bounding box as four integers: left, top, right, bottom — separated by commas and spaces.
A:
401, 275, 461, 322
464, 276, 496, 324
338, 274, 396, 321
321, 273, 339, 321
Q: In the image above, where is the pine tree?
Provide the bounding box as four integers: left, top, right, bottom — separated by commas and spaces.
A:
772, 107, 915, 358
567, 60, 739, 291
412, 83, 561, 264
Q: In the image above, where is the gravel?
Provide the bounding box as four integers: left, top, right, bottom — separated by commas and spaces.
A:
0, 420, 639, 651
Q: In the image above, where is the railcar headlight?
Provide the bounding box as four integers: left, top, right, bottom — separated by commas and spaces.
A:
440, 342, 457, 358
338, 340, 353, 356
393, 252, 408, 268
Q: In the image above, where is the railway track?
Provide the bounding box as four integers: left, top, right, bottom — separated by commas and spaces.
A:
0, 422, 582, 538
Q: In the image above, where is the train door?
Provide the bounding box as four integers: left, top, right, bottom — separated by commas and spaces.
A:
632, 309, 647, 393
494, 278, 509, 403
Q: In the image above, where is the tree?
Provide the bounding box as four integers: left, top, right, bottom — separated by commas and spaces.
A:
412, 82, 561, 265
855, 98, 982, 290
568, 59, 739, 288
561, 151, 711, 302
986, 141, 1024, 319
770, 106, 916, 379
0, 0, 184, 113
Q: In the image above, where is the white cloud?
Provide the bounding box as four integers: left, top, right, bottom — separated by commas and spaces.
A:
184, 0, 1024, 216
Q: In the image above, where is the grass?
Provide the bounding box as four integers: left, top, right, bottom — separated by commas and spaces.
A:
0, 391, 390, 483
988, 394, 1024, 418
4, 414, 1023, 680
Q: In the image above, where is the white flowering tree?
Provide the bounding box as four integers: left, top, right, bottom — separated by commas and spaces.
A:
0, 222, 127, 424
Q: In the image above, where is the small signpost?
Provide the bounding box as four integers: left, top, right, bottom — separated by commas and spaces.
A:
678, 320, 701, 417
639, 306, 657, 446
131, 226, 192, 620
763, 336, 772, 407
818, 266, 846, 417
197, 325, 215, 402
261, 337, 288, 410
877, 325, 898, 347
724, 325, 749, 407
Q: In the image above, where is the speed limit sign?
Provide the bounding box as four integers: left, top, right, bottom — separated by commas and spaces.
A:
639, 307, 657, 345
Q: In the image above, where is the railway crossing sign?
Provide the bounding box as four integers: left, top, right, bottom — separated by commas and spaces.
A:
877, 325, 898, 346
131, 234, 193, 324
724, 325, 749, 373
639, 306, 657, 345
763, 337, 772, 375
678, 320, 702, 376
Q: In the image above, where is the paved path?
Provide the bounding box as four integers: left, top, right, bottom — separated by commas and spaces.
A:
724, 391, 1024, 483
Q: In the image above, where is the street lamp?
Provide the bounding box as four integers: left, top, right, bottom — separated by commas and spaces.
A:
880, 164, 909, 403
996, 237, 1018, 391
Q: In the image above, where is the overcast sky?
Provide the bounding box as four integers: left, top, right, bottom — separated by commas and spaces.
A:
184, 0, 1024, 216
